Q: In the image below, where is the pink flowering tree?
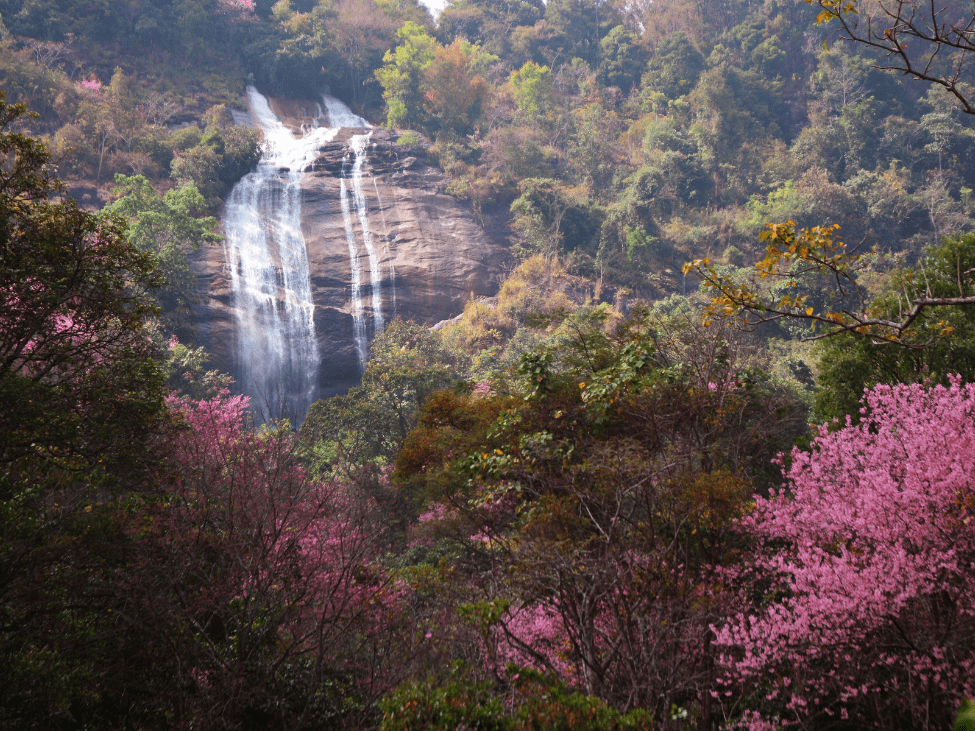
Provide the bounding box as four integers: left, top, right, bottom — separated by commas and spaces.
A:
76, 74, 102, 93
394, 316, 805, 726
716, 379, 975, 731
118, 393, 404, 728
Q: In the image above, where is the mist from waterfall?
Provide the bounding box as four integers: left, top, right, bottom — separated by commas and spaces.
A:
223, 86, 336, 422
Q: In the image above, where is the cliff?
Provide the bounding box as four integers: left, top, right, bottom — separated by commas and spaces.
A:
192, 93, 512, 410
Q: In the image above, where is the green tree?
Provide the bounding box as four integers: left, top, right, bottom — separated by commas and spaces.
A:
813, 234, 975, 421
510, 177, 603, 257
688, 62, 782, 202
597, 24, 646, 94
686, 222, 975, 424
0, 93, 166, 728
104, 174, 220, 313
303, 319, 466, 480
170, 144, 222, 205
568, 102, 622, 192
0, 95, 164, 487
375, 21, 438, 129
919, 85, 975, 175
508, 60, 555, 122
394, 310, 807, 721
542, 0, 620, 67
643, 31, 705, 101
436, 0, 544, 59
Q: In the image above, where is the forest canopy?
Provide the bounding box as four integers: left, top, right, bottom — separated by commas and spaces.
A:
3, 0, 975, 728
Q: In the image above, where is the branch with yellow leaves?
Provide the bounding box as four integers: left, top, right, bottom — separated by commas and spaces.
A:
683, 221, 975, 347
809, 0, 975, 115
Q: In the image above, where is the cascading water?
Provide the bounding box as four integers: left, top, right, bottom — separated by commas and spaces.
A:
339, 176, 368, 370
322, 95, 371, 129
223, 86, 337, 421
330, 98, 397, 373
223, 85, 394, 415
349, 132, 384, 335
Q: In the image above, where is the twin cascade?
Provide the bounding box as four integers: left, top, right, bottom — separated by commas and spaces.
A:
223, 88, 384, 420
196, 87, 509, 422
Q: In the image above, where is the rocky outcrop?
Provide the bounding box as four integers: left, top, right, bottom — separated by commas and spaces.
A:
192, 95, 512, 403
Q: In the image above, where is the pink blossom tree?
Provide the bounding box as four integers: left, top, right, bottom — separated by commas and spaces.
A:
716, 379, 975, 731
118, 393, 404, 728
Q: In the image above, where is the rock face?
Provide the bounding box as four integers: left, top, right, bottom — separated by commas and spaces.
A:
192, 91, 510, 415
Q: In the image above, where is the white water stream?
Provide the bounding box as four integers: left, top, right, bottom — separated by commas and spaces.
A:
349, 132, 384, 335
223, 86, 338, 421
223, 86, 391, 420
339, 177, 368, 370
322, 95, 371, 129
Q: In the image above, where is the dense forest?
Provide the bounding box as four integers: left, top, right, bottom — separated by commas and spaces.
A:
3, 0, 975, 728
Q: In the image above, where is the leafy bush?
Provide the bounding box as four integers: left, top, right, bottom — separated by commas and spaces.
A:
379, 666, 654, 731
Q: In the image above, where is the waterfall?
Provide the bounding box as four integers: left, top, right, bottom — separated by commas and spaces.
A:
223, 85, 387, 416
331, 102, 388, 372
322, 95, 371, 129
349, 132, 384, 335
222, 86, 336, 422
339, 174, 368, 371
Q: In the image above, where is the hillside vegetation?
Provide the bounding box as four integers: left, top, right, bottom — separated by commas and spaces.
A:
3, 0, 975, 729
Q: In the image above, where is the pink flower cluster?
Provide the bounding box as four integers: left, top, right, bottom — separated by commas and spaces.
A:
473, 381, 493, 397
158, 393, 401, 651
78, 75, 102, 92
491, 602, 577, 679
716, 378, 975, 728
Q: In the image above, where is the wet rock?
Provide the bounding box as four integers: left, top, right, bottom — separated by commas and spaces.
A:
192, 98, 512, 401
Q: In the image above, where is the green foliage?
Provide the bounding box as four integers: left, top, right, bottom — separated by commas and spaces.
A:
568, 102, 623, 192
598, 25, 646, 94
395, 308, 807, 718
104, 174, 220, 313
0, 92, 167, 729
157, 331, 234, 399
436, 0, 544, 60
168, 118, 262, 206
644, 32, 705, 101
956, 700, 975, 731
543, 0, 621, 67
380, 669, 508, 731
397, 130, 421, 145
0, 94, 165, 489
376, 21, 438, 129
303, 320, 468, 480
510, 178, 603, 258
689, 63, 783, 201
741, 180, 810, 233
625, 226, 655, 260
379, 666, 654, 731
813, 233, 975, 422
509, 61, 554, 122
171, 144, 222, 204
